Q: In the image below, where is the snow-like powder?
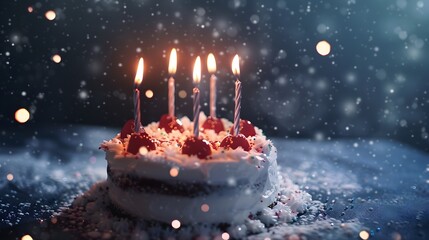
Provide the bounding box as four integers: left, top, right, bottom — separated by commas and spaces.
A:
56, 171, 362, 239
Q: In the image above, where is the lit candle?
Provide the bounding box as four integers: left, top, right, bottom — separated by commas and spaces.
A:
192, 56, 201, 137
231, 54, 241, 136
168, 48, 177, 117
207, 53, 217, 118
134, 58, 144, 132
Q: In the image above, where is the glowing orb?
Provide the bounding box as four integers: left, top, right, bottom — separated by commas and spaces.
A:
21, 235, 33, 240
6, 173, 14, 181
201, 203, 209, 212
27, 7, 33, 13
145, 89, 154, 99
178, 90, 187, 98
171, 219, 181, 229
359, 230, 370, 240
15, 108, 30, 123
316, 40, 331, 56
222, 232, 230, 240
45, 10, 56, 20
139, 146, 148, 155
169, 167, 179, 177
52, 54, 61, 63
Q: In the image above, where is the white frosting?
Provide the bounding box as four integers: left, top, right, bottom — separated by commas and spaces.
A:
101, 113, 280, 223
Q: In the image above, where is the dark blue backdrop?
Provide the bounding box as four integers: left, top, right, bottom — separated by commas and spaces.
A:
1, 0, 428, 152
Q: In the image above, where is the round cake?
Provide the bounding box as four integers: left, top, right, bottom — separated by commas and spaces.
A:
100, 113, 279, 224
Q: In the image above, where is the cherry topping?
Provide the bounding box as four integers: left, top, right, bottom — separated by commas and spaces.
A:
127, 132, 157, 154
158, 114, 185, 133
220, 134, 251, 151
120, 119, 135, 139
230, 119, 256, 137
202, 116, 225, 133
182, 136, 212, 159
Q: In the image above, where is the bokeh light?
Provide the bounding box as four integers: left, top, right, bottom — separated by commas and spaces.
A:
52, 54, 62, 63
45, 10, 56, 21
169, 167, 179, 177
359, 230, 370, 240
15, 108, 30, 123
201, 203, 209, 212
21, 235, 33, 240
316, 40, 331, 56
145, 89, 154, 98
171, 219, 181, 229
27, 6, 33, 13
139, 147, 148, 155
178, 90, 187, 98
222, 232, 230, 240
6, 173, 14, 181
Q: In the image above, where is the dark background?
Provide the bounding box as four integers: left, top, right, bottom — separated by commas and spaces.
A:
1, 0, 428, 152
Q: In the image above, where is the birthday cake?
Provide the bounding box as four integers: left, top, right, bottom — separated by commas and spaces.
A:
100, 113, 279, 224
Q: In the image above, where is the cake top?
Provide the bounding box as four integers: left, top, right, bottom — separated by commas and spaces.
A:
101, 113, 276, 168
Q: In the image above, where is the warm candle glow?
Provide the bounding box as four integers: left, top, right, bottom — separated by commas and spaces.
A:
168, 48, 177, 75
207, 53, 216, 74
193, 56, 201, 84
232, 54, 240, 77
134, 58, 144, 86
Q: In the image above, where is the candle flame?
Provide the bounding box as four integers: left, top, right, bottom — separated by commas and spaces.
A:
207, 53, 216, 74
193, 56, 201, 84
168, 48, 177, 75
232, 54, 240, 77
134, 58, 144, 86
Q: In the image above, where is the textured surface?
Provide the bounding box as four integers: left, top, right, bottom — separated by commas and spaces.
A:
0, 125, 428, 239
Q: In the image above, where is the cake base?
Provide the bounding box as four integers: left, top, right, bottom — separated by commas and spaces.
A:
107, 159, 279, 224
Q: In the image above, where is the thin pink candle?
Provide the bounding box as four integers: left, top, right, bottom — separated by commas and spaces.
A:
192, 56, 202, 137
231, 55, 241, 136
168, 48, 177, 117
207, 53, 217, 118
134, 58, 144, 132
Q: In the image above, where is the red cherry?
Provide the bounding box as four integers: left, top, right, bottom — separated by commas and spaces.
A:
230, 119, 256, 137
182, 136, 212, 159
120, 119, 135, 139
158, 114, 185, 133
127, 132, 157, 154
220, 134, 251, 151
202, 116, 225, 133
